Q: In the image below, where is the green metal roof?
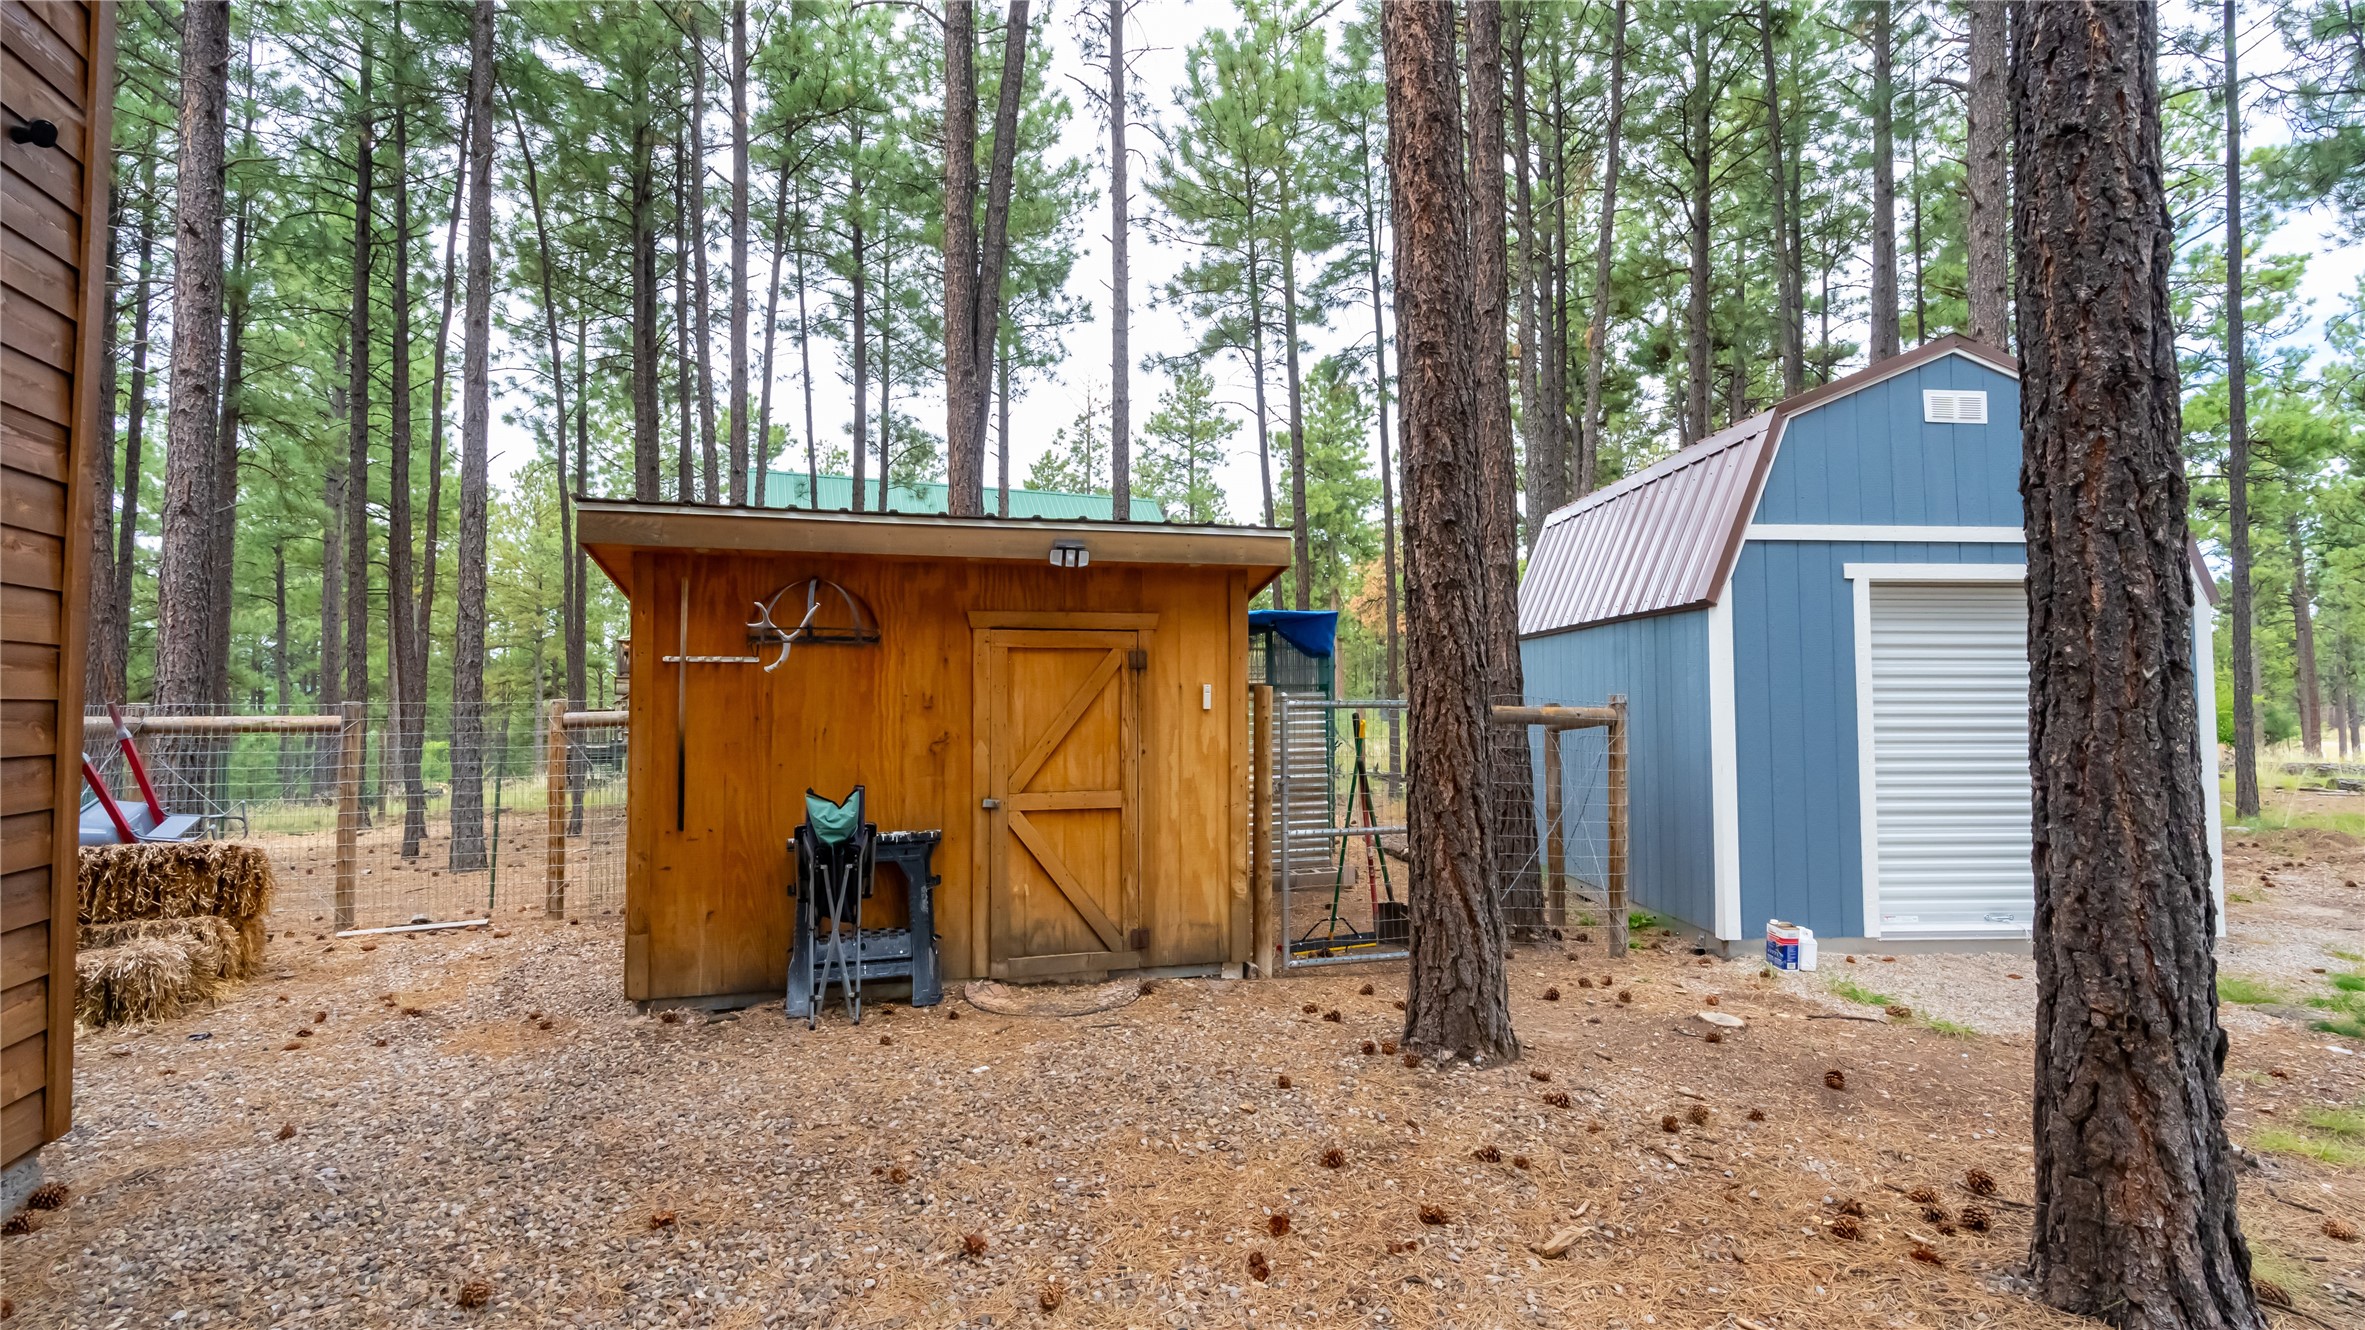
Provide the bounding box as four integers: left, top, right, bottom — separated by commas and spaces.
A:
761, 472, 1166, 522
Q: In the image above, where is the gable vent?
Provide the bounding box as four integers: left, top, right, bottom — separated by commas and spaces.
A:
1923, 389, 1990, 424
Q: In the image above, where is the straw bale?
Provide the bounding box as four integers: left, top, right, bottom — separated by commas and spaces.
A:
80, 915, 256, 980
79, 842, 277, 926
75, 937, 207, 1028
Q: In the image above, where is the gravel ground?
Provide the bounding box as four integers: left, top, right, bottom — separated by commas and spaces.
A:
7, 834, 2365, 1328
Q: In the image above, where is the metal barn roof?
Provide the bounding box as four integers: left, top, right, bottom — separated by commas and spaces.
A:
1517, 411, 1777, 636
1517, 335, 2215, 637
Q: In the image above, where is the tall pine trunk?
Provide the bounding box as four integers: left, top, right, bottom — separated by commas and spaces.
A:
415, 98, 470, 805
2016, 2, 2259, 1322
449, 0, 496, 873
675, 142, 696, 502
87, 183, 122, 704
2224, 0, 2259, 818
1359, 99, 1402, 779
630, 76, 661, 501
2289, 516, 2322, 757
1281, 229, 1309, 608
113, 191, 157, 701
943, 0, 981, 510
795, 180, 819, 504
686, 19, 718, 505
1470, 0, 1532, 933
849, 137, 869, 513
153, 0, 232, 722
1108, 0, 1130, 520
1966, 0, 2008, 347
390, 51, 426, 858
343, 36, 375, 827
511, 92, 576, 828
1682, 12, 1712, 445
728, 0, 750, 505
755, 159, 790, 506
1511, 13, 1553, 533
1868, 0, 1901, 362
1384, 0, 1516, 1066
1759, 1, 1803, 397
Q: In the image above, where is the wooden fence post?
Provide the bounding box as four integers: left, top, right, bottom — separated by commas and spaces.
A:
1250, 684, 1277, 977
1542, 729, 1565, 929
1605, 694, 1629, 955
334, 700, 363, 930
546, 700, 567, 918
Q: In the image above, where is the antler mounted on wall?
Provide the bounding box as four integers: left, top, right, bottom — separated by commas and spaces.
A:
746, 577, 882, 673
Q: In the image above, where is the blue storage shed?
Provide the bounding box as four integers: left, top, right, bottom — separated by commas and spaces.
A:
1517, 337, 2224, 949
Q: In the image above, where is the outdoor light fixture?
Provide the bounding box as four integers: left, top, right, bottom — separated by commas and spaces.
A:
1049, 539, 1090, 569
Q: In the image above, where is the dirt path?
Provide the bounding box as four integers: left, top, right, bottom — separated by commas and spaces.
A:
7, 847, 2363, 1327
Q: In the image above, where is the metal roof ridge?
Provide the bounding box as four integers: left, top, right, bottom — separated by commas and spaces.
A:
1538, 410, 1775, 530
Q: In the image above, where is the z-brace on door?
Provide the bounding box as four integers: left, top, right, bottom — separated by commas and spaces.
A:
978, 629, 1145, 980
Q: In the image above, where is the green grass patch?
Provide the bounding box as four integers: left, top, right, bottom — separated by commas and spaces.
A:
2216, 975, 2285, 1005
2251, 1125, 2365, 1169
1920, 1017, 1980, 1038
1827, 977, 1899, 1008
2330, 973, 2365, 994
2302, 1103, 2365, 1139
2330, 949, 2365, 965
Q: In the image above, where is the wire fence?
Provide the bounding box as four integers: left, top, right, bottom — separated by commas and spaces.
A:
1258, 691, 1628, 972
80, 702, 629, 931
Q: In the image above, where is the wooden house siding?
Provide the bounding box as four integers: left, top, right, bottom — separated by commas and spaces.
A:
2, 0, 112, 1171
618, 549, 1258, 1001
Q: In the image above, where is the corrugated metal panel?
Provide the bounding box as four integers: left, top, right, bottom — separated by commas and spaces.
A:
1866, 582, 2033, 937
1518, 413, 1775, 636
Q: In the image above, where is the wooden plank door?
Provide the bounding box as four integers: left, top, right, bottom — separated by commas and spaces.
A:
977, 629, 1142, 980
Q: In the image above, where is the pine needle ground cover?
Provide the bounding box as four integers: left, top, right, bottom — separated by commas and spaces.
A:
6, 826, 2360, 1327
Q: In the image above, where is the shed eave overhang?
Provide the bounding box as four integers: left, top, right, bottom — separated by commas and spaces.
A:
577, 499, 1295, 598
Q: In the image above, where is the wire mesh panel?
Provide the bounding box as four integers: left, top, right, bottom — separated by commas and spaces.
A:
80, 702, 633, 932
1277, 697, 1410, 969
1487, 697, 1629, 952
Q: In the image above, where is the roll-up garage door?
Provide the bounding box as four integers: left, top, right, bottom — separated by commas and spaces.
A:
1866, 581, 2033, 937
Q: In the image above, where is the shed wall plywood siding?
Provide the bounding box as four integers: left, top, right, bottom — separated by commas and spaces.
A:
1728, 541, 2026, 937
1519, 611, 1717, 934
2, 0, 113, 1170
624, 553, 1248, 1000
1751, 357, 2023, 527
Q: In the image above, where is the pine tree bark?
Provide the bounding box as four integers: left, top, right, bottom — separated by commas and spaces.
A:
343, 37, 375, 788
1282, 231, 1310, 608
511, 90, 575, 832
675, 144, 697, 502
417, 99, 469, 725
849, 136, 870, 513
112, 192, 156, 701
1358, 89, 1403, 779
943, 0, 981, 511
687, 22, 719, 505
728, 0, 750, 505
2288, 516, 2322, 757
794, 179, 819, 504
1682, 11, 1713, 444
1384, 0, 1517, 1066
153, 0, 232, 717
2015, 2, 2260, 1323
630, 72, 661, 501
212, 56, 256, 731
1965, 0, 2008, 347
87, 183, 122, 704
755, 158, 790, 505
1511, 12, 1550, 537
1868, 0, 1901, 362
2223, 0, 2259, 818
390, 50, 426, 858
449, 0, 496, 873
1470, 0, 1534, 933
1108, 0, 1129, 521
1759, 0, 1803, 397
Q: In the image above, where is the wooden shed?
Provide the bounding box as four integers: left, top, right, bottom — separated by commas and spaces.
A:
578, 500, 1292, 1003
3, 1, 115, 1198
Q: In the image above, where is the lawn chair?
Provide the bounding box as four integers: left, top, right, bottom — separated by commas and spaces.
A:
788, 786, 876, 1028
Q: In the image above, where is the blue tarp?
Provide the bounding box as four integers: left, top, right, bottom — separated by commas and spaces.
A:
1248, 609, 1337, 660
